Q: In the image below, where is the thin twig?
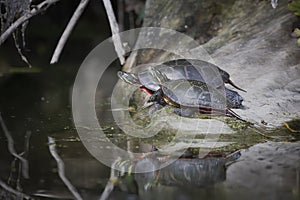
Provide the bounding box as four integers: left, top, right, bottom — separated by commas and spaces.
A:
7, 131, 31, 188
23, 131, 32, 156
0, 113, 29, 179
48, 137, 83, 200
13, 32, 32, 67
50, 0, 90, 64
102, 0, 125, 65
0, 0, 61, 45
99, 157, 121, 200
16, 131, 32, 190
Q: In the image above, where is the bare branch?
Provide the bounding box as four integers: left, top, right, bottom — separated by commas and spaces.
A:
0, 0, 61, 45
0, 113, 29, 179
50, 0, 90, 64
102, 0, 125, 65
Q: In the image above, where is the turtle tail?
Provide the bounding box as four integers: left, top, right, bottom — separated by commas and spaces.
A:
227, 80, 247, 92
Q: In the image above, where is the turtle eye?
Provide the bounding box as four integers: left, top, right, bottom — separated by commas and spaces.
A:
117, 71, 124, 78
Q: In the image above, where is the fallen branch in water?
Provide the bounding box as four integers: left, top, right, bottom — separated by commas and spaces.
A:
0, 113, 29, 179
99, 157, 121, 200
48, 137, 83, 200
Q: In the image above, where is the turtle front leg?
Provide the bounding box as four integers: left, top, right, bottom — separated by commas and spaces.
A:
148, 89, 167, 107
145, 88, 167, 112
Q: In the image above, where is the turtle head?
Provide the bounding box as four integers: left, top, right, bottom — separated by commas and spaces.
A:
219, 70, 230, 83
117, 71, 141, 86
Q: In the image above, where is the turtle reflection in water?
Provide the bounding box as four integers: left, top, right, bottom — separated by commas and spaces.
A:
118, 59, 245, 119
111, 151, 241, 192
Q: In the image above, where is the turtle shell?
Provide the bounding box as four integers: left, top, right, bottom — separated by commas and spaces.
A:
161, 79, 233, 110
137, 59, 227, 91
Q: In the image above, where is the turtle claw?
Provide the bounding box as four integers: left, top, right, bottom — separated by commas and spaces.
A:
239, 105, 249, 110
141, 101, 154, 109
147, 94, 155, 103
226, 109, 251, 123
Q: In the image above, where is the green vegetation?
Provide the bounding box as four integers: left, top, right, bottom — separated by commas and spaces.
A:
288, 0, 300, 16
292, 28, 300, 45
289, 0, 300, 44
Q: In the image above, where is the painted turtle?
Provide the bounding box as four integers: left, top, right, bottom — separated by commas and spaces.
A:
118, 59, 246, 93
118, 59, 244, 108
148, 79, 243, 119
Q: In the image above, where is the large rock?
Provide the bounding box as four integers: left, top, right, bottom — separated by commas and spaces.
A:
125, 0, 300, 126
204, 0, 300, 126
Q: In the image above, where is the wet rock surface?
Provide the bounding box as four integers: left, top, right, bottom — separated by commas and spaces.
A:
221, 141, 300, 200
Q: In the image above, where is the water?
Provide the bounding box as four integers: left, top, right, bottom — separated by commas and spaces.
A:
0, 60, 299, 200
